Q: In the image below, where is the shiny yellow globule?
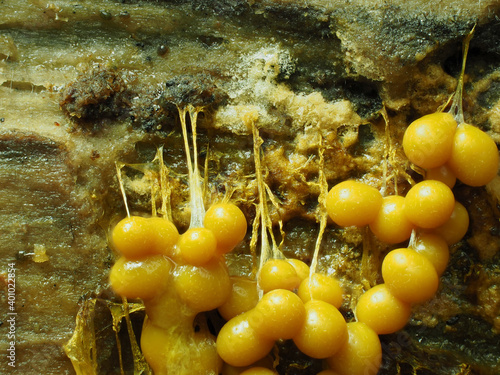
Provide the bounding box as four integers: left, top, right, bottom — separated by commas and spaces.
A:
259, 258, 301, 293
402, 112, 457, 169
174, 257, 231, 312
356, 284, 411, 335
218, 277, 259, 321
203, 203, 247, 255
111, 216, 152, 258
412, 233, 450, 276
297, 273, 343, 308
426, 164, 456, 189
382, 248, 439, 304
149, 217, 181, 257
448, 123, 499, 187
111, 204, 249, 373
432, 201, 469, 245
403, 180, 455, 229
109, 255, 172, 300
286, 258, 310, 281
250, 289, 306, 340
327, 322, 382, 375
293, 300, 348, 359
326, 180, 383, 227
177, 227, 217, 266
112, 216, 179, 259
317, 371, 341, 375
369, 195, 415, 244
216, 312, 275, 367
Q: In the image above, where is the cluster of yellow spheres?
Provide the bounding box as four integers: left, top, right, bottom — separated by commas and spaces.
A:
217, 257, 382, 375
107, 111, 498, 374
109, 203, 247, 374
403, 112, 499, 187
325, 111, 498, 339
325, 179, 459, 335
109, 200, 382, 374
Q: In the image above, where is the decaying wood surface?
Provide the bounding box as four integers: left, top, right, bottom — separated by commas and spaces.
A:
1, 1, 499, 374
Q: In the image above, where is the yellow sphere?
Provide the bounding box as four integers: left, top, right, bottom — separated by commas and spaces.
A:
298, 273, 343, 308
412, 233, 449, 276
403, 180, 455, 229
293, 300, 347, 359
109, 255, 172, 300
432, 201, 469, 245
448, 123, 499, 186
326, 181, 382, 227
327, 322, 382, 375
174, 257, 231, 312
217, 312, 275, 367
356, 284, 411, 334
204, 203, 247, 254
250, 289, 306, 340
369, 195, 415, 244
382, 248, 439, 304
218, 277, 259, 321
402, 112, 457, 169
258, 258, 301, 293
177, 227, 217, 266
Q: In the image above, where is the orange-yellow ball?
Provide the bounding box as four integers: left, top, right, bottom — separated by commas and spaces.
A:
148, 217, 180, 257
293, 300, 347, 359
218, 277, 259, 321
297, 273, 343, 308
240, 368, 276, 375
448, 123, 499, 186
174, 257, 231, 312
412, 233, 449, 276
402, 112, 457, 169
286, 258, 310, 281
258, 259, 301, 293
356, 284, 411, 334
250, 289, 306, 340
109, 255, 172, 300
369, 195, 415, 244
382, 248, 439, 304
404, 180, 455, 229
426, 164, 456, 189
177, 227, 217, 266
326, 181, 382, 227
216, 312, 275, 367
204, 203, 247, 254
111, 216, 154, 258
327, 322, 382, 375
432, 201, 469, 245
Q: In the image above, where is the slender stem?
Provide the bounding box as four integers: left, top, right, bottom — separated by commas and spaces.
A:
449, 25, 476, 124
115, 162, 130, 218
178, 105, 205, 229
310, 132, 328, 276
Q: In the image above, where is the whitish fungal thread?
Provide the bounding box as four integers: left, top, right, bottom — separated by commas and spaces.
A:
309, 129, 328, 276
178, 104, 205, 229
380, 106, 391, 196
380, 105, 416, 187
155, 146, 173, 221
449, 25, 475, 125
264, 182, 285, 252
247, 116, 285, 296
115, 162, 130, 218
